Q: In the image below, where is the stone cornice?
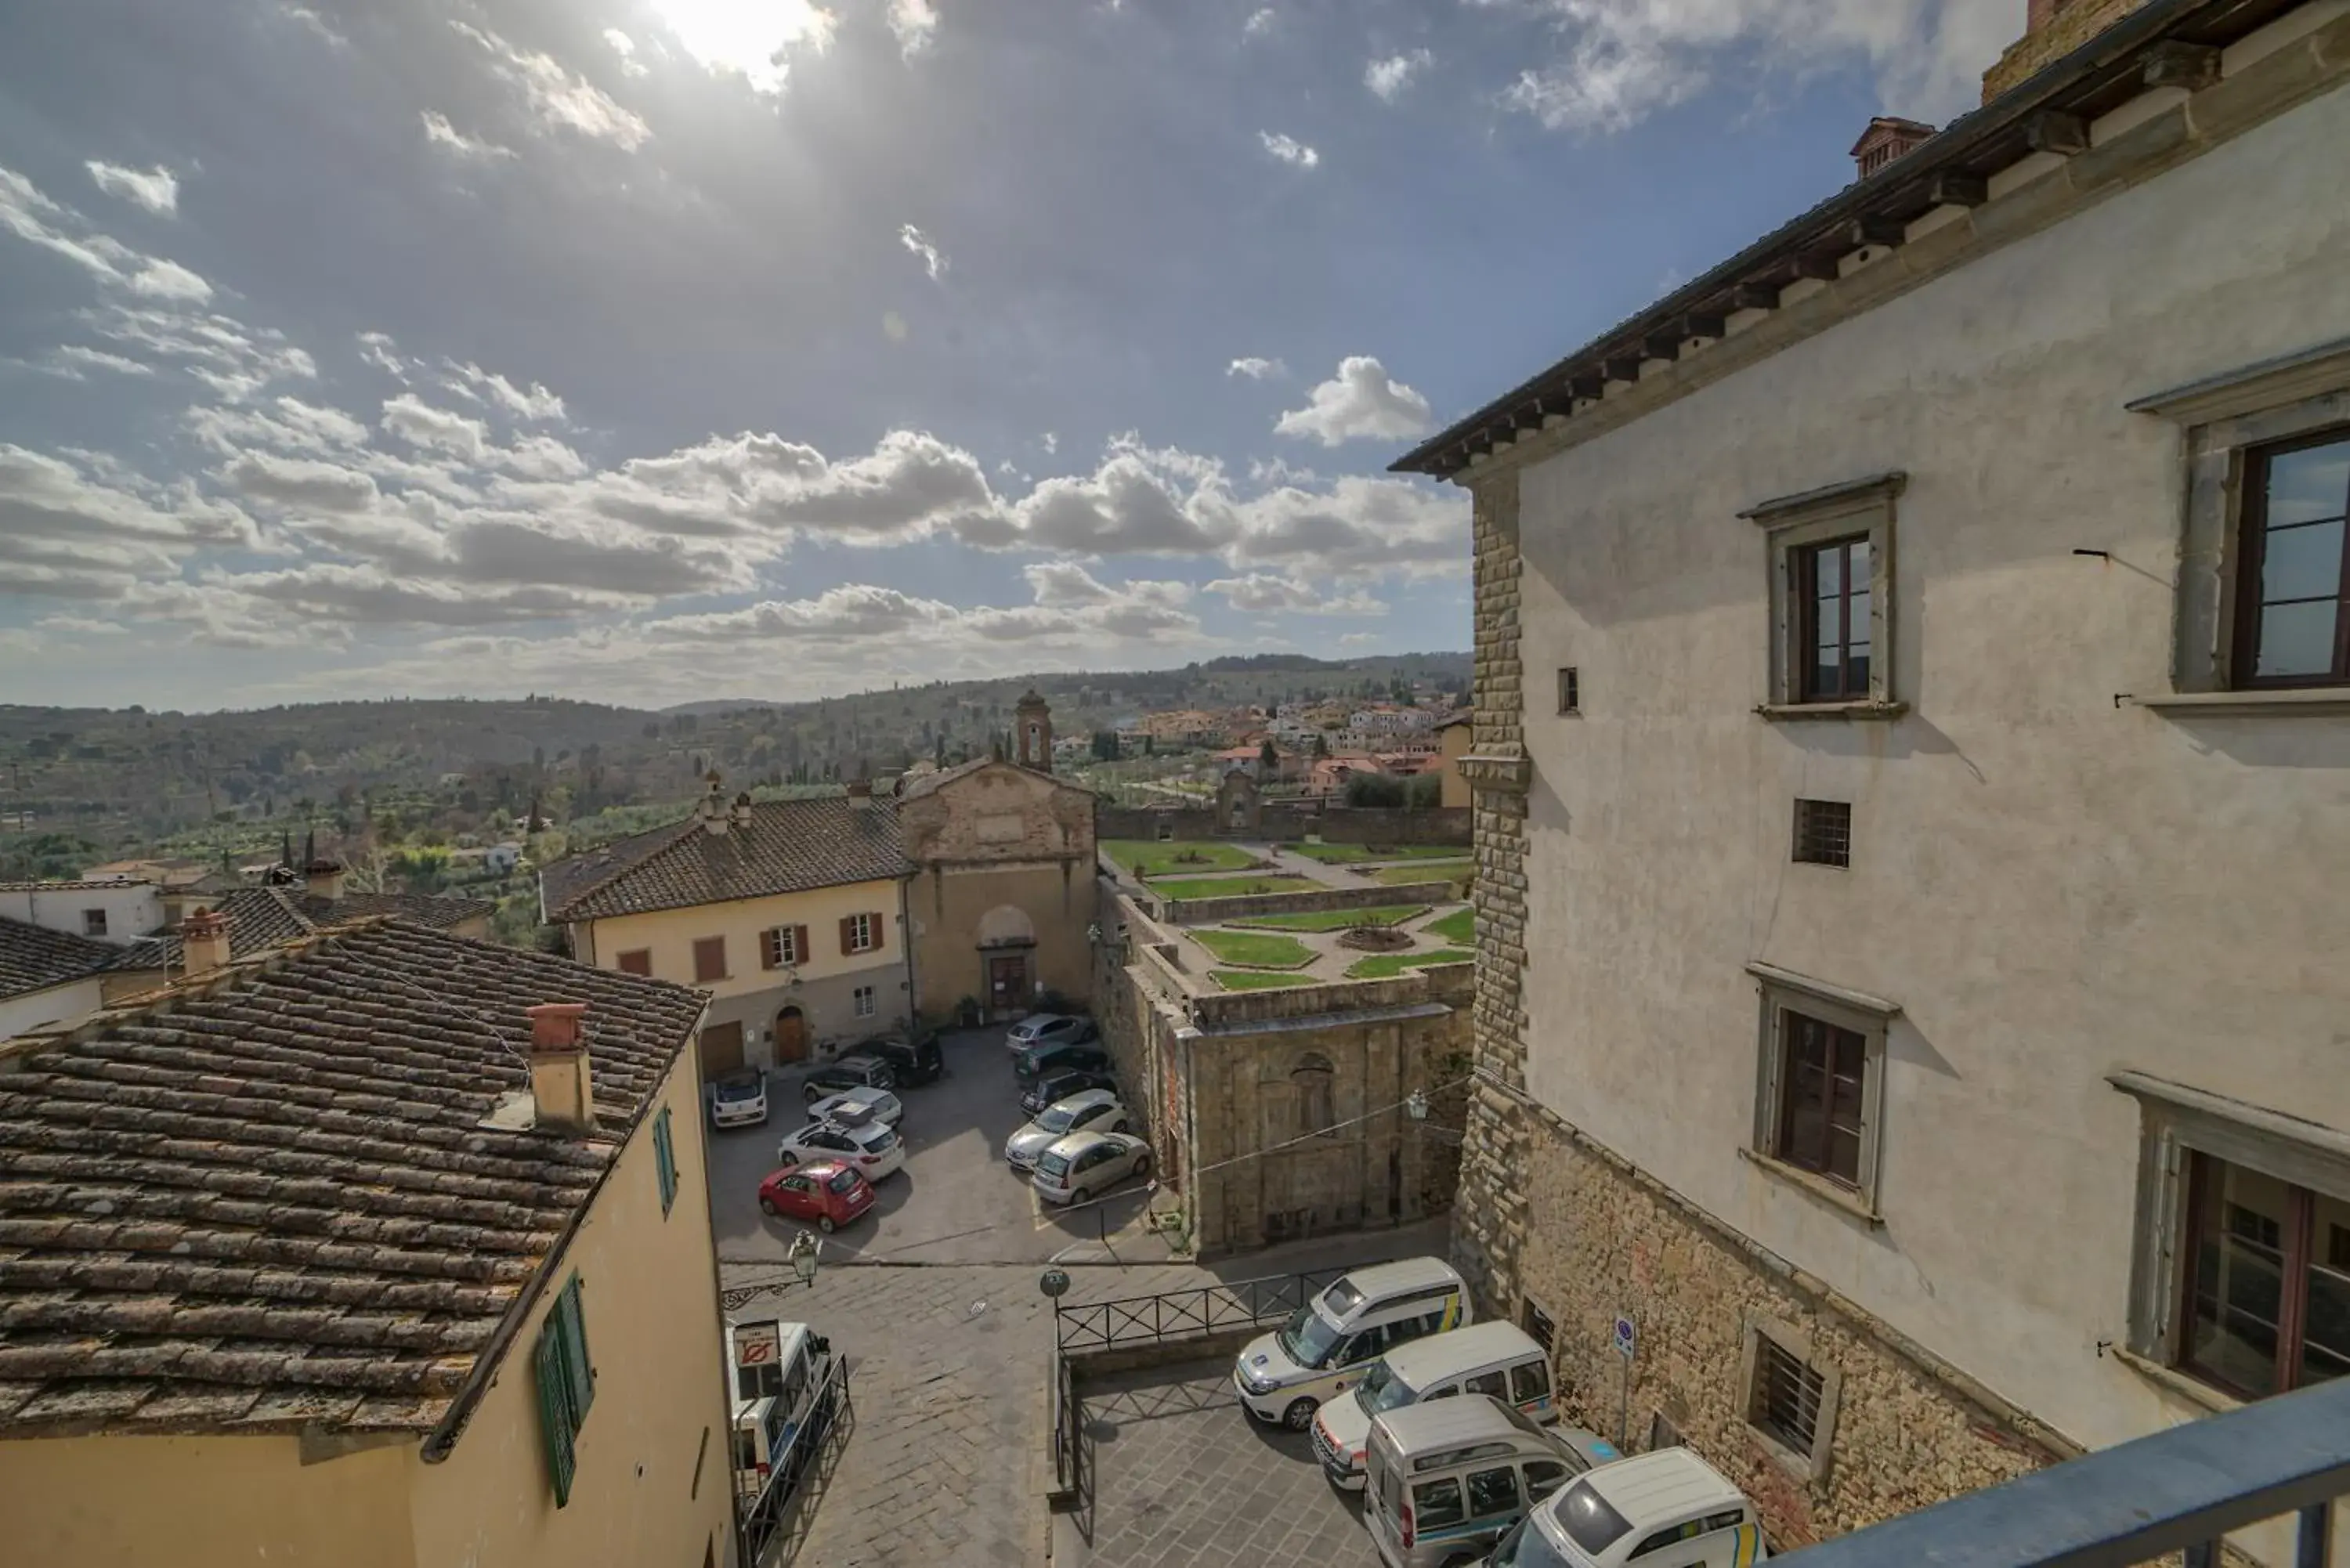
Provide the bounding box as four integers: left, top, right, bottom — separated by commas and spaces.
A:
1458, 753, 1531, 795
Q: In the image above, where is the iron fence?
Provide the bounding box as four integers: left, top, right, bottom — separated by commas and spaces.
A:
1050, 1263, 1368, 1353
739, 1353, 855, 1567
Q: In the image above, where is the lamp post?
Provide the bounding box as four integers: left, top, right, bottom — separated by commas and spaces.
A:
787, 1229, 821, 1289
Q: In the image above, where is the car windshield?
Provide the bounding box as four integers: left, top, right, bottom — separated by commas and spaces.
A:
824, 1168, 862, 1194
715, 1075, 761, 1100
1277, 1305, 1345, 1368
1354, 1362, 1418, 1415
849, 1123, 893, 1150
1491, 1516, 1580, 1568
1038, 1104, 1080, 1133
1553, 1479, 1633, 1557
1038, 1150, 1072, 1176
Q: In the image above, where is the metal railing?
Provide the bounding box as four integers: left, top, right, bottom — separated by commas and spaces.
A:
1047, 1341, 1085, 1513
738, 1353, 855, 1568
1050, 1264, 1368, 1353
1773, 1375, 2350, 1568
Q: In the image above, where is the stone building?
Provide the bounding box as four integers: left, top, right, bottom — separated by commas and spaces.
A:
898, 692, 1101, 1022
1394, 0, 2350, 1556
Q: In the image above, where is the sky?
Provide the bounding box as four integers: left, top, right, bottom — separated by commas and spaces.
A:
0, 0, 2025, 713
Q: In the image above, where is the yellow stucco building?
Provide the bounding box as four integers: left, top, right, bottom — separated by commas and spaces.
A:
0, 919, 738, 1568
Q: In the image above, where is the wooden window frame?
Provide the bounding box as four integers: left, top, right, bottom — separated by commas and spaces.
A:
81, 909, 108, 938
841, 912, 877, 956
1793, 533, 1874, 703
2228, 428, 2350, 690
616, 948, 653, 977
761, 926, 804, 970
851, 985, 876, 1019
692, 936, 728, 984
1748, 964, 1896, 1220
1737, 1315, 1842, 1483
1743, 473, 1903, 717
1773, 1010, 1868, 1187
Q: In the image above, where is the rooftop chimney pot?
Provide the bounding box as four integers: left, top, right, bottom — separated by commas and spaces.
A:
302, 858, 346, 904
1850, 116, 1936, 181
180, 908, 231, 977
522, 1003, 595, 1132
847, 779, 873, 800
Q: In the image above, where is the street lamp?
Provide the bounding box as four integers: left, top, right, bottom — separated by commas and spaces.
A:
786, 1230, 821, 1289
1405, 1089, 1430, 1122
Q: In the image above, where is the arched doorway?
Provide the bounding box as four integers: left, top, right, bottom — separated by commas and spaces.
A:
774, 1006, 808, 1064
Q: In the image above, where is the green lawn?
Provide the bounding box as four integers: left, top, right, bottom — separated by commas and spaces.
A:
1213, 969, 1320, 991
1149, 874, 1317, 901
1424, 907, 1475, 945
1284, 842, 1473, 865
1343, 948, 1476, 980
1188, 929, 1318, 970
1229, 905, 1430, 932
1368, 861, 1474, 893
1101, 839, 1258, 878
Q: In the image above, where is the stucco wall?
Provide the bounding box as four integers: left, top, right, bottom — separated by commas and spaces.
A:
0, 974, 104, 1043
405, 1053, 736, 1568
0, 1431, 416, 1568
1495, 57, 2349, 1479
0, 882, 164, 945
910, 860, 1096, 1019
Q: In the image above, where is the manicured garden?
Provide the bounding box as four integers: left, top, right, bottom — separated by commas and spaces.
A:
1343, 948, 1476, 980
1101, 839, 1258, 879
1212, 969, 1318, 991
1148, 874, 1316, 901
1283, 841, 1473, 865
1366, 861, 1474, 894
1228, 904, 1430, 932
1423, 907, 1474, 945
1187, 929, 1318, 970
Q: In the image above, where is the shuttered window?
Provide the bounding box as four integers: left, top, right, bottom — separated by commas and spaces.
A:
761, 926, 806, 969
838, 913, 878, 955
692, 936, 727, 982
653, 1105, 678, 1216
533, 1274, 595, 1506
616, 949, 652, 977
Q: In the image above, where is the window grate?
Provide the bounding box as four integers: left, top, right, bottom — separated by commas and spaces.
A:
1752, 1335, 1824, 1454
1520, 1299, 1556, 1353
1793, 799, 1852, 867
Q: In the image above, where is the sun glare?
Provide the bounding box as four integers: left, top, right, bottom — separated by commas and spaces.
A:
645, 0, 836, 96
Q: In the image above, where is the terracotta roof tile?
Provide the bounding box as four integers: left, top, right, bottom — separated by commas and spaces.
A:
544, 795, 912, 922
0, 920, 703, 1437
0, 916, 119, 1003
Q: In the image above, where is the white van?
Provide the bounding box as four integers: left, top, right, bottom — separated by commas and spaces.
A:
1232, 1257, 1470, 1429
1484, 1447, 1767, 1568
1314, 1321, 1596, 1490
1361, 1396, 1604, 1568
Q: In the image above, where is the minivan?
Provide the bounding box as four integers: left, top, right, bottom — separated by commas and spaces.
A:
1361, 1395, 1605, 1568
1314, 1321, 1584, 1490
1232, 1256, 1469, 1429
1483, 1447, 1766, 1568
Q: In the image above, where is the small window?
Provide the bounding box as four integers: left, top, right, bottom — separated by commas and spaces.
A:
1557, 667, 1581, 715
1509, 1361, 1549, 1404
653, 1105, 678, 1216
1792, 799, 1852, 868
1465, 1465, 1520, 1519
1773, 1010, 1867, 1188
1796, 535, 1873, 702
1750, 1331, 1826, 1455
1520, 1298, 1556, 1352
1463, 1368, 1509, 1399
843, 912, 877, 954
616, 948, 653, 977
1745, 474, 1900, 713
1412, 1477, 1466, 1532
761, 927, 800, 969
2232, 432, 2350, 688
853, 985, 877, 1018
81, 909, 107, 938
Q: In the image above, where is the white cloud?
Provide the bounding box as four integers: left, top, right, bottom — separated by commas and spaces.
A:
898, 223, 948, 281
450, 20, 652, 149
85, 161, 179, 215
1, 164, 212, 302
0, 445, 258, 598
639, 0, 834, 97
421, 110, 516, 160
84, 303, 313, 399
1274, 356, 1434, 446
1242, 7, 1277, 36
1206, 573, 1388, 616
603, 27, 650, 77
1039, 432, 1058, 455
445, 361, 566, 421
279, 5, 349, 49
381, 394, 491, 462
1227, 356, 1285, 380
888, 0, 939, 57
1480, 0, 2015, 135
1365, 49, 1432, 102
1258, 131, 1319, 169
33, 345, 156, 380
356, 330, 410, 381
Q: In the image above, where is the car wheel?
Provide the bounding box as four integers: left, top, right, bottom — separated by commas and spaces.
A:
1112, 1119, 1129, 1133
817, 1215, 837, 1234
803, 1084, 824, 1102
1282, 1397, 1318, 1431
1133, 1153, 1152, 1179
776, 1151, 797, 1167
1069, 1188, 1090, 1206
759, 1196, 778, 1216
1441, 1555, 1480, 1568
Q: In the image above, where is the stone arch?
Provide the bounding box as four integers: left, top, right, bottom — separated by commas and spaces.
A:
1292, 1052, 1336, 1137
975, 905, 1037, 948
1217, 768, 1262, 834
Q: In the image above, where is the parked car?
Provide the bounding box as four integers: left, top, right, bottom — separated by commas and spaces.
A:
807, 1086, 903, 1129
801, 1054, 896, 1100
1018, 1066, 1119, 1118
1007, 1013, 1097, 1052
1234, 1256, 1470, 1430
1030, 1129, 1152, 1206
859, 1031, 943, 1086
1314, 1321, 1581, 1491
1362, 1396, 1609, 1568
777, 1112, 906, 1181
757, 1159, 875, 1233
1013, 1039, 1112, 1084
1477, 1445, 1765, 1568
706, 1068, 769, 1129
1004, 1089, 1130, 1172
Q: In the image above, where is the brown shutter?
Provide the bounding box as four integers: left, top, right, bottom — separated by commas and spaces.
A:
867, 912, 884, 952
794, 926, 810, 966
838, 916, 855, 956
760, 929, 779, 970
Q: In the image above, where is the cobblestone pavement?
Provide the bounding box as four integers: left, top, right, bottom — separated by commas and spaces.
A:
1078, 1360, 1381, 1568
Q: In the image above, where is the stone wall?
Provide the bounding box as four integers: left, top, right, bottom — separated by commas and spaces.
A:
1094, 804, 1471, 845
1981, 0, 2154, 101
1156, 880, 1460, 927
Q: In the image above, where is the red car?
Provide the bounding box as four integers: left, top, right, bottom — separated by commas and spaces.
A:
757, 1159, 875, 1233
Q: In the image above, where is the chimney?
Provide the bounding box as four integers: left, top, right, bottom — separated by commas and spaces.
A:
1983, 0, 2153, 103
697, 771, 728, 835
525, 1002, 595, 1132
728, 791, 754, 830
303, 858, 346, 903
846, 779, 873, 800
1850, 116, 1936, 180
180, 907, 230, 977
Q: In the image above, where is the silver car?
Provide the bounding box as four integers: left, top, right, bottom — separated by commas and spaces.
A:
806, 1086, 903, 1129
1030, 1129, 1152, 1206
1005, 1089, 1129, 1172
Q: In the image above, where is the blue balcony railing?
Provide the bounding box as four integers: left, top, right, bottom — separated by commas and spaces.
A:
1774, 1374, 2348, 1567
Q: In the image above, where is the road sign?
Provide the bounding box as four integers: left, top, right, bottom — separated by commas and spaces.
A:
1613, 1315, 1636, 1360
733, 1321, 781, 1367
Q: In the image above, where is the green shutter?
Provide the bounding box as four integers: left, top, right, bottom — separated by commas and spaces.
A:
654, 1105, 678, 1216
533, 1320, 576, 1507
558, 1275, 595, 1422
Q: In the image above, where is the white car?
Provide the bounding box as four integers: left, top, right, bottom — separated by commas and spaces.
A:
1004, 1089, 1129, 1172
1006, 1013, 1096, 1052
706, 1068, 769, 1129
776, 1115, 906, 1181
806, 1086, 903, 1129
1030, 1129, 1151, 1206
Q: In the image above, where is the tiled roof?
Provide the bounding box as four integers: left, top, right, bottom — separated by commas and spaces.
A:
0, 918, 120, 1003
0, 920, 704, 1438
293, 890, 494, 931
110, 887, 490, 975
544, 796, 913, 922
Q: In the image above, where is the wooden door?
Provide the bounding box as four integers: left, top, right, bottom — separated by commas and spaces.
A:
774, 1009, 808, 1064
987, 954, 1028, 1016
700, 1020, 746, 1076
